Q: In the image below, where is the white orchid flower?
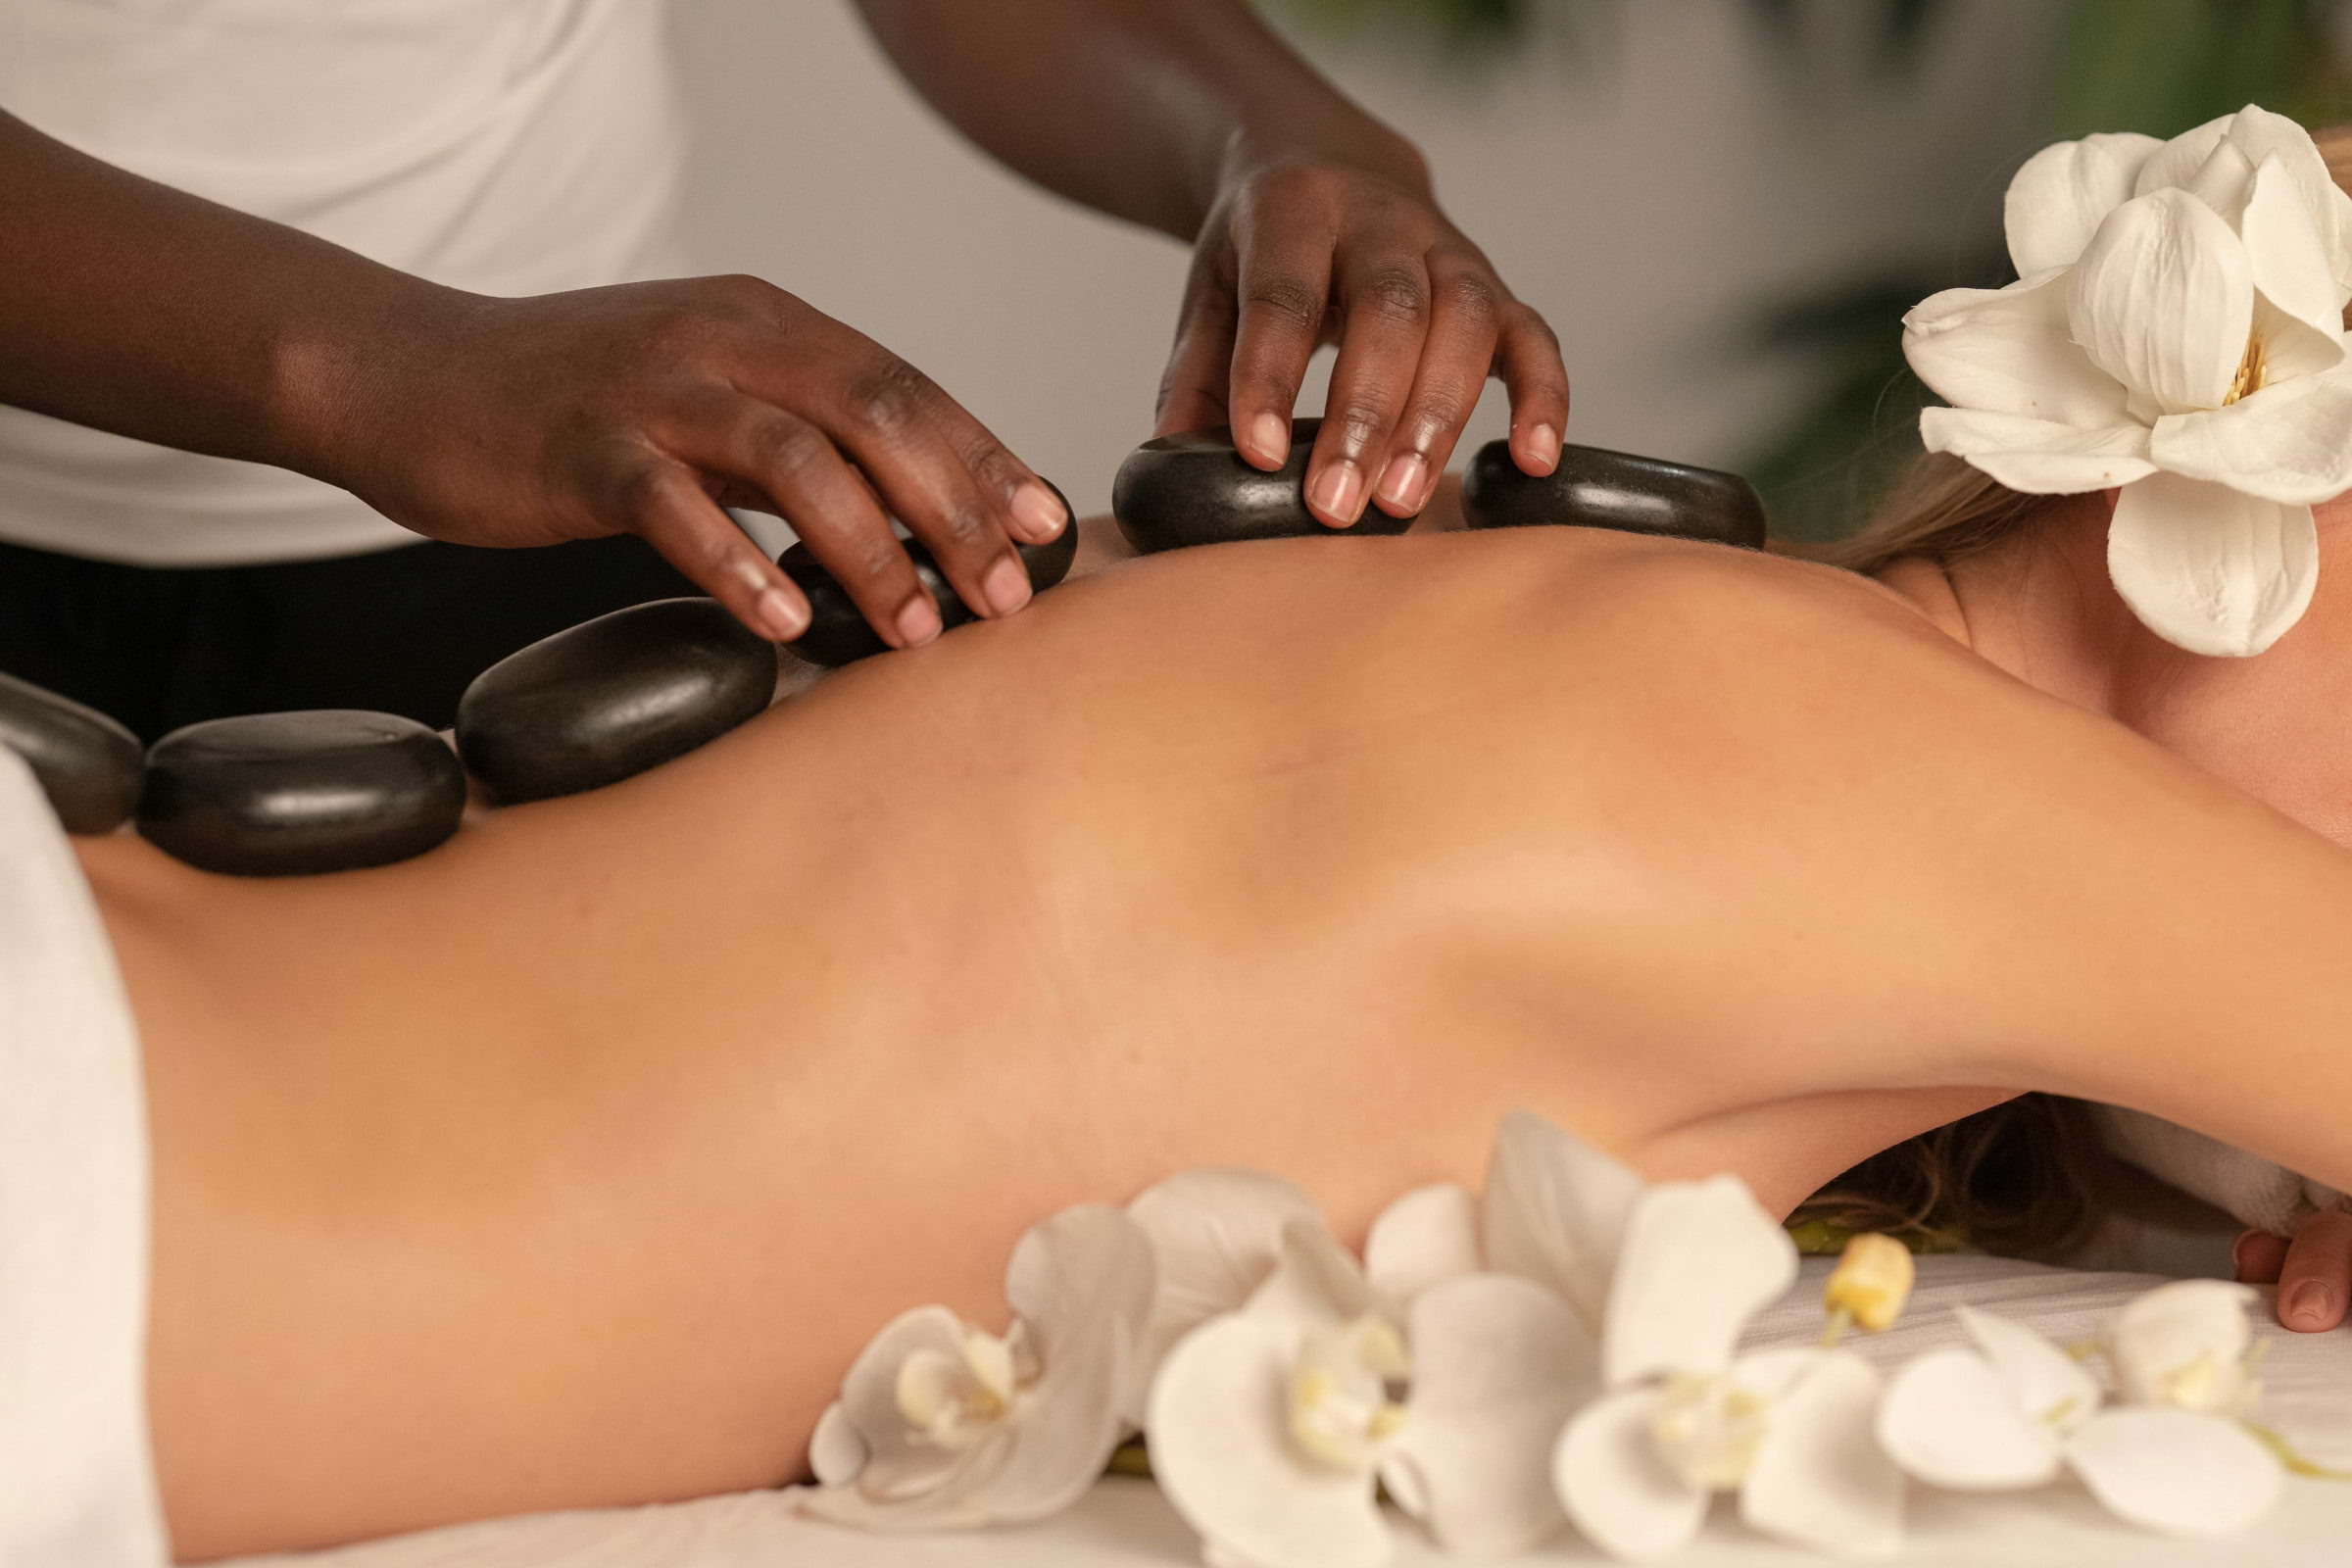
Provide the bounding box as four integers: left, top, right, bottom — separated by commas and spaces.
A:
1904, 104, 2352, 656
1550, 1175, 1904, 1561
1877, 1282, 2282, 1537
1122, 1167, 1325, 1425
1352, 1107, 1645, 1322
1149, 1213, 1593, 1568
789, 1203, 1155, 1532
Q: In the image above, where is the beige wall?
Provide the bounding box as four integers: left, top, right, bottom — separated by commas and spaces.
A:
670, 1, 2045, 518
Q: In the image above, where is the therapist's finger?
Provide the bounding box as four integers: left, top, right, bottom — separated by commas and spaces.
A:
1494, 300, 1570, 478
672, 394, 938, 650
1226, 197, 1338, 472
1155, 267, 1241, 438
814, 349, 1057, 625
1306, 249, 1434, 528
608, 453, 810, 644
2277, 1210, 2352, 1331
1368, 252, 1505, 519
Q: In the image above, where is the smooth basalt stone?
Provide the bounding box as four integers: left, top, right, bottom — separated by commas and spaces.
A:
1460, 440, 1768, 549
1111, 416, 1417, 555
0, 669, 144, 834
782, 478, 1080, 668
139, 710, 466, 876
456, 597, 776, 804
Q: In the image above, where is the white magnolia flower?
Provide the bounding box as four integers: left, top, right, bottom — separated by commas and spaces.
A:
789, 1203, 1155, 1531
1550, 1176, 1904, 1561
1904, 104, 2352, 656
1877, 1282, 2282, 1537
1149, 1214, 1594, 1568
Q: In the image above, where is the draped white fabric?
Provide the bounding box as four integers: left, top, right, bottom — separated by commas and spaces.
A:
0, 752, 166, 1566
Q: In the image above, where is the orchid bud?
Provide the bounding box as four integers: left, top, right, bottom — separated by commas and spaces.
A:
1824, 1234, 1915, 1334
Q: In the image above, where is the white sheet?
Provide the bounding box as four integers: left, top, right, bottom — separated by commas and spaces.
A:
229, 1252, 2352, 1568
0, 751, 168, 1566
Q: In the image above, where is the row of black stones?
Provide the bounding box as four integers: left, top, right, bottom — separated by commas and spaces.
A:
4, 442, 1762, 875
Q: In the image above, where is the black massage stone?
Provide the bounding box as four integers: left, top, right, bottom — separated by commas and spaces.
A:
1111, 416, 1417, 555
456, 597, 776, 805
139, 710, 466, 876
783, 479, 1080, 668
0, 670, 144, 835
1460, 441, 1768, 549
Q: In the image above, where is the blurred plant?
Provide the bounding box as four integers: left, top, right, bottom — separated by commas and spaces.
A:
1280, 0, 2352, 540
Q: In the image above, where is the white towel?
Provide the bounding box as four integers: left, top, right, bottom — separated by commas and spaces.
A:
2097, 1103, 2343, 1239
0, 751, 168, 1566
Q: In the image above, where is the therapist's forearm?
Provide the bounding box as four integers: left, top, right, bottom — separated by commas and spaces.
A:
848, 0, 1428, 241
0, 107, 456, 479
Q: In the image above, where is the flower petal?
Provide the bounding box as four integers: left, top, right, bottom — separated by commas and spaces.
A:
1148, 1312, 1393, 1568
2103, 1280, 2259, 1415
2069, 188, 2254, 416
787, 1439, 1013, 1534
1954, 1304, 2102, 1438
1480, 1110, 1644, 1333
2220, 105, 2352, 294
989, 1204, 1158, 1522
1602, 1176, 1797, 1389
2239, 156, 2347, 380
1386, 1274, 1595, 1558
2133, 115, 2232, 200
2180, 136, 2257, 229
2107, 472, 2318, 657
1364, 1182, 1483, 1309
1553, 1388, 1709, 1563
1740, 1350, 1903, 1559
1919, 408, 2155, 493
1245, 1218, 1379, 1338
2006, 132, 2163, 274
809, 1400, 867, 1486
1125, 1168, 1322, 1423
2063, 1408, 2285, 1536
2151, 363, 2352, 503
1877, 1347, 2064, 1490
832, 1305, 984, 1498
1902, 270, 2130, 427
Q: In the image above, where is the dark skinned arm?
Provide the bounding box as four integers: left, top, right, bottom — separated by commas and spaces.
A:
854, 0, 1571, 526
0, 106, 1069, 649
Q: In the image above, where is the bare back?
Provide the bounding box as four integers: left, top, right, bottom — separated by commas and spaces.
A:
78, 527, 2352, 1558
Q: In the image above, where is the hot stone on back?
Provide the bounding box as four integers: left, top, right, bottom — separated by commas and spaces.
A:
0, 670, 144, 834
1111, 416, 1416, 555
456, 597, 777, 805
1461, 441, 1768, 549
139, 710, 466, 875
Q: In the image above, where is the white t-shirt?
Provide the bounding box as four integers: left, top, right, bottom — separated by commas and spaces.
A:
0, 0, 692, 566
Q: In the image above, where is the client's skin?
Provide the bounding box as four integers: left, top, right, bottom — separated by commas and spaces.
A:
1878, 489, 2352, 1331
80, 515, 2352, 1559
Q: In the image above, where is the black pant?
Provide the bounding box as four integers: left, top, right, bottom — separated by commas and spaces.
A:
0, 535, 698, 741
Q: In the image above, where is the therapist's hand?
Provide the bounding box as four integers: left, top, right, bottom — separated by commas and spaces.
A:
320, 276, 1068, 648
2232, 1211, 2352, 1331
1155, 141, 1570, 529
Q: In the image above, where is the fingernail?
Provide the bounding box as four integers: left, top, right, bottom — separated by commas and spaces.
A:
981, 553, 1031, 616
1249, 413, 1289, 467
2290, 1280, 2335, 1325
895, 592, 942, 648
2230, 1231, 2259, 1279
1525, 422, 1562, 474
1377, 453, 1427, 512
1010, 480, 1066, 542
1311, 461, 1365, 525
753, 585, 808, 642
